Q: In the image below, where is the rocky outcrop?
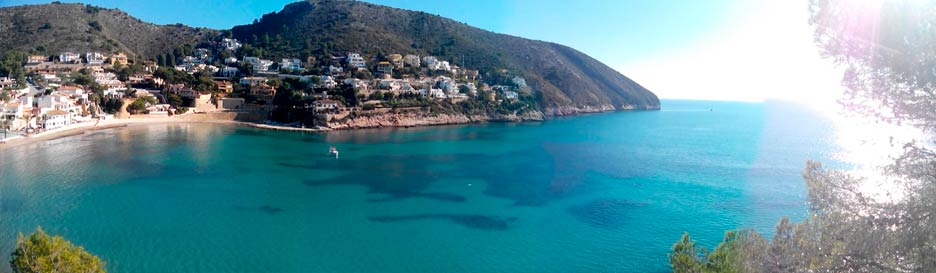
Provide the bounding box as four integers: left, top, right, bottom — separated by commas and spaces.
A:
325, 110, 546, 130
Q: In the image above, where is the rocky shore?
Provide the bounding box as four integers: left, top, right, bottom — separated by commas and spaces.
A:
325, 110, 547, 130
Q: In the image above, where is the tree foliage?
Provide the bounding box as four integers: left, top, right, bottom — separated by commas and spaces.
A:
671, 1, 936, 272
10, 227, 106, 273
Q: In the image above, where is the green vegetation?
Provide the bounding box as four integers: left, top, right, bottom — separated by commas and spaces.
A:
10, 227, 106, 273
127, 96, 156, 114
99, 97, 123, 114
227, 0, 658, 110
669, 0, 936, 272
0, 3, 216, 61
0, 50, 27, 89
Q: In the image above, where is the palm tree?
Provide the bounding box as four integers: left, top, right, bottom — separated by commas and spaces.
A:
18, 111, 36, 134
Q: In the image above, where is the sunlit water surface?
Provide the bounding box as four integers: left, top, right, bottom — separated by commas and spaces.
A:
0, 100, 875, 272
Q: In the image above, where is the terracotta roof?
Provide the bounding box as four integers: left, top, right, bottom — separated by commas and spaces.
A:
46, 109, 68, 116
58, 86, 82, 91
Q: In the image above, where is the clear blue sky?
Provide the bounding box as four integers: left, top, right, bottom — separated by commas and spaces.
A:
0, 0, 752, 66
0, 0, 839, 103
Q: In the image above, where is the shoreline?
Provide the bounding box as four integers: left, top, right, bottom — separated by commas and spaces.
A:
0, 115, 326, 149
0, 106, 655, 148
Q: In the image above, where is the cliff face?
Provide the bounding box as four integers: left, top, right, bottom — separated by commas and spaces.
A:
231, 0, 661, 113
326, 111, 546, 130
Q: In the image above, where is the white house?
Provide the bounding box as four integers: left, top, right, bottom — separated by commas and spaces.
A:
221, 66, 240, 78
379, 79, 402, 91
0, 77, 17, 89
280, 58, 303, 72
42, 109, 72, 129
435, 76, 457, 94
425, 88, 446, 99
59, 52, 81, 64
347, 53, 366, 68
56, 86, 85, 97
422, 56, 439, 68
313, 99, 343, 112
504, 91, 519, 100
318, 76, 338, 89
243, 57, 260, 65
222, 38, 242, 51
225, 57, 238, 64
344, 78, 370, 93
239, 77, 267, 86
86, 52, 106, 65
328, 65, 344, 75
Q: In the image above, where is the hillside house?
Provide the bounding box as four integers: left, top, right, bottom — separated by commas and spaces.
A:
347, 53, 366, 68
59, 52, 81, 64
221, 38, 242, 51
404, 54, 420, 67
313, 99, 343, 112
250, 83, 277, 101
0, 77, 17, 89
26, 55, 46, 64
109, 53, 129, 66
221, 66, 240, 78
376, 62, 394, 74
281, 58, 303, 72
388, 54, 404, 68
239, 77, 267, 86
215, 81, 234, 94
86, 52, 106, 65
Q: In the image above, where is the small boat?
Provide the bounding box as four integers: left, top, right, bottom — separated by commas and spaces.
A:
328, 146, 339, 158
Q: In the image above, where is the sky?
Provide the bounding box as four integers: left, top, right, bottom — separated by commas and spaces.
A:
0, 0, 844, 106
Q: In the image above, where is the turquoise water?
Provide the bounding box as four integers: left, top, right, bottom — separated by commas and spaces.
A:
0, 100, 839, 273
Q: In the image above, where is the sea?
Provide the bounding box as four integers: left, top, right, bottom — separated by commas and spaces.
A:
0, 100, 849, 273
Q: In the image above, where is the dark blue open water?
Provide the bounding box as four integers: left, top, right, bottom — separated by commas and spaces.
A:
0, 100, 840, 272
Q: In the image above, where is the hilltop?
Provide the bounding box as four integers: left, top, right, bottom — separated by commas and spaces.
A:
0, 2, 216, 61
231, 0, 660, 113
0, 0, 659, 117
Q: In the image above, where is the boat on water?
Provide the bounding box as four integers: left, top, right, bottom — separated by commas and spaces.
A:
329, 146, 339, 158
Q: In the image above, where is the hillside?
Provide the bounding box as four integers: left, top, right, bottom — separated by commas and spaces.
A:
230, 0, 660, 113
0, 0, 659, 114
0, 2, 216, 61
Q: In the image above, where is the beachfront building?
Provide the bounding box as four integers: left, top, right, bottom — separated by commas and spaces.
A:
41, 109, 72, 129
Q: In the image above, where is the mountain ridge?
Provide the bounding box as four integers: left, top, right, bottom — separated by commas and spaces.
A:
0, 0, 660, 114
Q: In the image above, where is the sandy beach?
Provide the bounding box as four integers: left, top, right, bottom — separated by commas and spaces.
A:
0, 114, 328, 149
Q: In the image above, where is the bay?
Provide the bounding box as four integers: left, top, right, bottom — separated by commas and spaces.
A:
0, 100, 839, 273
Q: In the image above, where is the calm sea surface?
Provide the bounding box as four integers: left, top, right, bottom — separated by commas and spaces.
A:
0, 100, 841, 273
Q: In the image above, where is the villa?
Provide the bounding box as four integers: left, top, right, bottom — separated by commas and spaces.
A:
347, 53, 366, 68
